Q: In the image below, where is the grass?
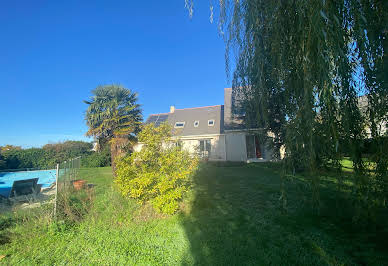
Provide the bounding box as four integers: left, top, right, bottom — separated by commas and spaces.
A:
340, 157, 376, 172
0, 164, 388, 265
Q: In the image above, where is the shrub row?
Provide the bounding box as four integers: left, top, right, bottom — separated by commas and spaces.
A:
0, 141, 111, 170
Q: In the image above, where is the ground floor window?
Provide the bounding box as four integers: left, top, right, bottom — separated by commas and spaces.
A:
199, 139, 211, 157
246, 135, 263, 159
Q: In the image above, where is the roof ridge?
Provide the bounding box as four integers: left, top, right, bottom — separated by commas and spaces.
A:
175, 105, 222, 111
148, 112, 170, 116
147, 105, 222, 118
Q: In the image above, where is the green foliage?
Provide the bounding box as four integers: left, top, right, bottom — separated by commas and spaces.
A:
0, 153, 6, 169
43, 141, 92, 160
81, 145, 111, 168
84, 85, 142, 140
0, 145, 22, 153
1, 148, 48, 169
56, 188, 94, 224
0, 141, 95, 170
1, 165, 388, 264
84, 84, 143, 173
206, 0, 387, 218
115, 123, 199, 214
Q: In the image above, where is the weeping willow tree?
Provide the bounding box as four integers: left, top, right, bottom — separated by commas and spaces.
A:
188, 0, 387, 218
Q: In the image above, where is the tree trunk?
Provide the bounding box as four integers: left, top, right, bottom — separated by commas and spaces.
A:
110, 137, 130, 176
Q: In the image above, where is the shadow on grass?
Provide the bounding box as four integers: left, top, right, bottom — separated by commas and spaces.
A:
180, 163, 388, 265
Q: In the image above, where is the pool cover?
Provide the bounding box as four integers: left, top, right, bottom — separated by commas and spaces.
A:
0, 169, 56, 198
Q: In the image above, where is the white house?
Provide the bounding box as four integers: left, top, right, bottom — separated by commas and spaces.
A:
135, 88, 273, 162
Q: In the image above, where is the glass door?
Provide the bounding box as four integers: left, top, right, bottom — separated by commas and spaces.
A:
199, 139, 211, 158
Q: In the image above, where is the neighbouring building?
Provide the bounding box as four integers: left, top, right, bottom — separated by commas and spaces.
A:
358, 95, 387, 137
135, 88, 273, 162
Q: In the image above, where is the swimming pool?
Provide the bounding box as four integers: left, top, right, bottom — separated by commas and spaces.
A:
0, 169, 56, 198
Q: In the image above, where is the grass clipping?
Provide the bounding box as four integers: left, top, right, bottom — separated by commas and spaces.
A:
115, 123, 199, 215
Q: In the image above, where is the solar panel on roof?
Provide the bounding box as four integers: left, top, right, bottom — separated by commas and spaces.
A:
146, 114, 169, 126
146, 116, 158, 123
155, 114, 168, 126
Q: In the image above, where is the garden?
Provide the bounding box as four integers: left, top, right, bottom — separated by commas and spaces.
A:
1, 162, 387, 264
0, 1, 386, 264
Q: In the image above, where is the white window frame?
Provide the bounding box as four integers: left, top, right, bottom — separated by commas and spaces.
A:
199, 139, 211, 157
174, 121, 185, 128
194, 121, 199, 127
208, 119, 215, 126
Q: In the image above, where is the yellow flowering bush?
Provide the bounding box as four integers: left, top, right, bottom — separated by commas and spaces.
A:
115, 122, 199, 214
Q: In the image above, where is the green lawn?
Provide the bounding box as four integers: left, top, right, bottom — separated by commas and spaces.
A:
0, 164, 387, 265
340, 157, 376, 172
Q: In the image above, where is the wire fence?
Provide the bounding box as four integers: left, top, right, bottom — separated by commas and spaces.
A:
54, 156, 81, 217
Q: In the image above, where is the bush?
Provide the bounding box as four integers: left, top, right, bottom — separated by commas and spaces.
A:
2, 148, 48, 169
0, 141, 95, 170
0, 160, 6, 169
115, 123, 199, 214
43, 141, 93, 164
0, 153, 6, 169
81, 146, 111, 168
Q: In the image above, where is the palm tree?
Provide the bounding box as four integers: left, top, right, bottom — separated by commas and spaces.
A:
84, 85, 142, 173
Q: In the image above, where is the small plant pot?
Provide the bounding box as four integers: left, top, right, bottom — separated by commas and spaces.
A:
72, 180, 87, 191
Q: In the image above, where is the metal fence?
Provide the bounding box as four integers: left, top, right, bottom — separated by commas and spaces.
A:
54, 156, 81, 216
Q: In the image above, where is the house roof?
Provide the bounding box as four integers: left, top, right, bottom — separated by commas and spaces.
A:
145, 105, 224, 136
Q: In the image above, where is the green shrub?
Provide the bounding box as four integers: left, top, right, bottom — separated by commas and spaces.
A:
81, 145, 111, 168
2, 148, 48, 169
0, 153, 6, 169
43, 141, 93, 164
115, 123, 199, 214
0, 141, 94, 170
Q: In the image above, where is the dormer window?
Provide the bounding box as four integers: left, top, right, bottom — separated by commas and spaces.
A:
194, 121, 199, 127
174, 122, 185, 128
208, 120, 215, 126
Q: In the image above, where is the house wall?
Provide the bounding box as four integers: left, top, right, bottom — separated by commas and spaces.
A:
225, 131, 275, 162
133, 134, 227, 161
134, 132, 274, 162
225, 132, 247, 161
180, 135, 226, 161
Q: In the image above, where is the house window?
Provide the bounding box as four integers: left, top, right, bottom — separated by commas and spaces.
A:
208, 120, 215, 126
199, 139, 211, 157
194, 121, 199, 127
174, 122, 185, 128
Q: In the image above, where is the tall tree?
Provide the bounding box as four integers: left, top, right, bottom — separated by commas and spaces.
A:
190, 0, 387, 215
84, 85, 142, 173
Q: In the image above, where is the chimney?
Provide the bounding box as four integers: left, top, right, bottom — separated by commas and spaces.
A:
170, 106, 175, 113
224, 88, 232, 125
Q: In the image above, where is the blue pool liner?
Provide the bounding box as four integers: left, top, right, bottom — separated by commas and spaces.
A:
0, 169, 56, 198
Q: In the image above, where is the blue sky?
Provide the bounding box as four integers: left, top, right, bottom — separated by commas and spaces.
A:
0, 0, 228, 148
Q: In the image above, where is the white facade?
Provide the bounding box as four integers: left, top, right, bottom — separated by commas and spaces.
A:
179, 134, 226, 161
138, 88, 276, 162
134, 131, 273, 162
225, 132, 247, 161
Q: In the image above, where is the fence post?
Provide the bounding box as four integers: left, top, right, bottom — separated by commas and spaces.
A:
54, 163, 59, 218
